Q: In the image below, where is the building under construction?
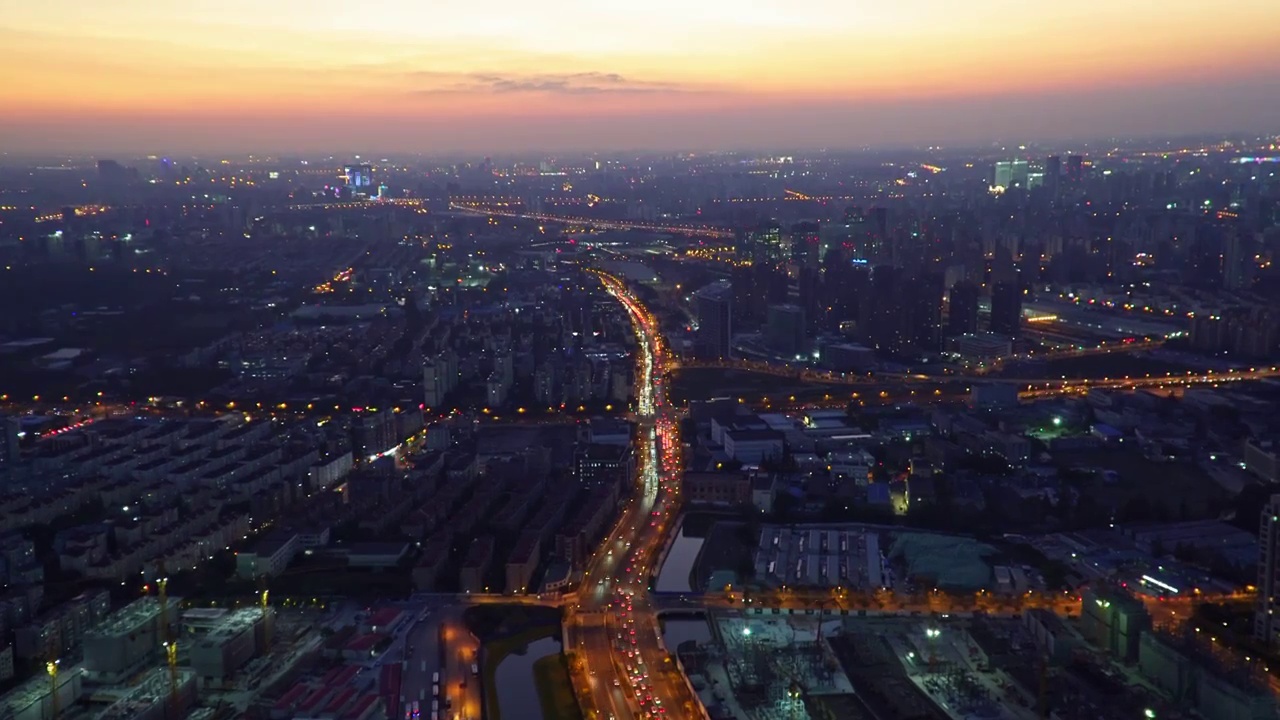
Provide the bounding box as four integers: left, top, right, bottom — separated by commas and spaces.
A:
0, 665, 81, 720
82, 597, 169, 683
96, 667, 196, 720
184, 607, 270, 685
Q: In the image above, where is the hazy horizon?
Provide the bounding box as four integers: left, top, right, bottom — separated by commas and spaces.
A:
4, 0, 1280, 155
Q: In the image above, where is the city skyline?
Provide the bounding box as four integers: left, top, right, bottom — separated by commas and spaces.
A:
3, 0, 1280, 154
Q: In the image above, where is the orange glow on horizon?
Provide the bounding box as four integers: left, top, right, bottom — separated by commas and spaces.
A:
2, 0, 1279, 150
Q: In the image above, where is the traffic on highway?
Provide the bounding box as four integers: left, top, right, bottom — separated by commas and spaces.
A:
567, 270, 698, 720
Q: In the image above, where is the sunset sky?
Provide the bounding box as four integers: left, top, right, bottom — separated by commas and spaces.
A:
3, 0, 1279, 153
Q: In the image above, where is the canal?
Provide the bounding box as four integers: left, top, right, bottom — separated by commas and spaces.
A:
494, 636, 561, 720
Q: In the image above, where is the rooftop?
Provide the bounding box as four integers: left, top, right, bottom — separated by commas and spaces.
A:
192, 607, 262, 648
86, 596, 161, 640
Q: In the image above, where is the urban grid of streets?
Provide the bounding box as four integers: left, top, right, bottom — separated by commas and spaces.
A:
565, 270, 699, 720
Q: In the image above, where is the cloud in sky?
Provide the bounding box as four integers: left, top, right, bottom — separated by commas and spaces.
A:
413, 71, 699, 96
1, 0, 1278, 152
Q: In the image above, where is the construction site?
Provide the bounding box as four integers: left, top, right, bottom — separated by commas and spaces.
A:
0, 568, 278, 720
671, 606, 1276, 720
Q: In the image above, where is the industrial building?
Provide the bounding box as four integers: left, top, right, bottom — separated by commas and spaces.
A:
0, 664, 81, 720
754, 525, 885, 590
1138, 631, 1276, 720
184, 607, 268, 685
83, 597, 166, 682
98, 666, 196, 720
1080, 586, 1150, 661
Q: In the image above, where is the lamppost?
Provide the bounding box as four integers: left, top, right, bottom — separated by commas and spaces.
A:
925, 627, 941, 674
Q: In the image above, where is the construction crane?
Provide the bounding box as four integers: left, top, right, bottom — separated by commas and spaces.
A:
46, 658, 59, 720
154, 562, 182, 717
164, 640, 180, 715
259, 575, 271, 650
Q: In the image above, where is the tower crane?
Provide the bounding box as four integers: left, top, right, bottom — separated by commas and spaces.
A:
164, 640, 180, 716
259, 574, 272, 650
154, 562, 182, 717
46, 658, 60, 720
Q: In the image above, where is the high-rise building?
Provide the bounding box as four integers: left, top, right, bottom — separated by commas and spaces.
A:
1222, 228, 1253, 290
343, 164, 373, 193
820, 213, 883, 264
575, 443, 635, 491
989, 282, 1023, 338
1257, 494, 1280, 645
422, 351, 459, 409
797, 266, 822, 330
862, 266, 909, 353
909, 273, 945, 352
994, 161, 1012, 190
1044, 155, 1062, 197
0, 416, 21, 476
533, 364, 558, 405
353, 409, 397, 461
694, 282, 733, 360
822, 255, 871, 329
1066, 155, 1085, 186
790, 221, 821, 267
747, 222, 788, 263
948, 281, 981, 336
765, 304, 807, 357
993, 160, 1030, 190
732, 264, 787, 327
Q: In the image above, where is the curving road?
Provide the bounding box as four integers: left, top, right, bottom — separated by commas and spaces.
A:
565, 270, 700, 720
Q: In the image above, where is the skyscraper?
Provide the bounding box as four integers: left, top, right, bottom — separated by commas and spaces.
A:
790, 221, 821, 267
993, 160, 1030, 190
862, 266, 908, 353
909, 273, 945, 352
947, 281, 981, 336
747, 222, 788, 263
343, 163, 373, 193
694, 282, 733, 360
994, 161, 1013, 190
989, 282, 1023, 338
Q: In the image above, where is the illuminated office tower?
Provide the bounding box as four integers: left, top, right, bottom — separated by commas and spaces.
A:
343, 164, 373, 193
993, 160, 1030, 190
